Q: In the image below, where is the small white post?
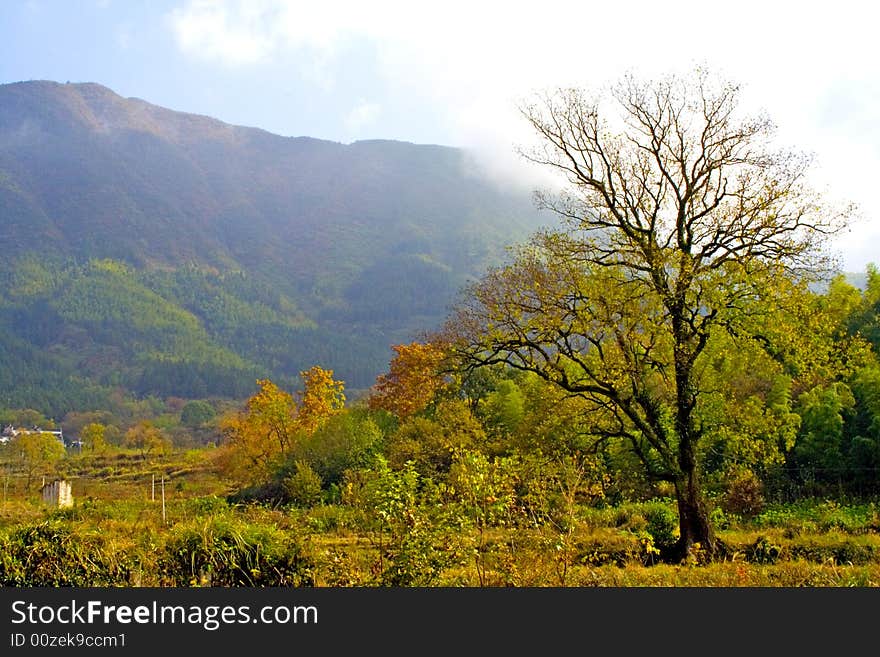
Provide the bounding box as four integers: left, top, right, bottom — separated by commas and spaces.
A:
161, 475, 166, 524
152, 474, 155, 502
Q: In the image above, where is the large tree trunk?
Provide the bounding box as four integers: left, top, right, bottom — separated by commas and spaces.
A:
667, 469, 716, 562
667, 319, 717, 562
665, 408, 717, 562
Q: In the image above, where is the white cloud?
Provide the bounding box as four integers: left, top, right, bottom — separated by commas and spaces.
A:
165, 0, 880, 270
167, 0, 278, 66
165, 0, 385, 68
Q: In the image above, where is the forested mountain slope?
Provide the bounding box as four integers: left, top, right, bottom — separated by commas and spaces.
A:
0, 81, 548, 413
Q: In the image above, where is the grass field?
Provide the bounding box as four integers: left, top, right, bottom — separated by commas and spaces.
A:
2, 449, 879, 587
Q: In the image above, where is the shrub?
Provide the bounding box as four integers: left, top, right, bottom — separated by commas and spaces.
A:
576, 530, 655, 567
304, 504, 354, 533
180, 401, 216, 428
158, 517, 314, 586
0, 521, 133, 586
283, 461, 324, 508
721, 468, 765, 518
789, 540, 876, 565
293, 412, 383, 486
611, 507, 647, 533
188, 495, 229, 515
358, 459, 453, 586
709, 506, 732, 530
643, 503, 679, 551
746, 536, 782, 564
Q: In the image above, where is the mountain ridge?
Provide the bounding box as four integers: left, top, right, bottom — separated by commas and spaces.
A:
0, 80, 549, 414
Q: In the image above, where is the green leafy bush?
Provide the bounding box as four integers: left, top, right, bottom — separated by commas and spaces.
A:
188, 495, 230, 515
0, 521, 134, 586
283, 461, 324, 508
643, 503, 679, 551
158, 517, 314, 586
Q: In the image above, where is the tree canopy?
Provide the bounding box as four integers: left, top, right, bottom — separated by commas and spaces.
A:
219, 367, 346, 485
442, 69, 852, 560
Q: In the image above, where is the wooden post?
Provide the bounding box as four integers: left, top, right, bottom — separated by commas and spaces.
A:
161, 475, 166, 524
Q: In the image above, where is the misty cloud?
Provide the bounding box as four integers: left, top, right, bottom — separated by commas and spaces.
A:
161, 0, 880, 272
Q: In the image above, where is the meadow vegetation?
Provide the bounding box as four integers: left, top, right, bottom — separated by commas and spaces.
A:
1, 358, 879, 588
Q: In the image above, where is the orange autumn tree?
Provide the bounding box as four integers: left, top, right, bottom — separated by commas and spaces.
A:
368, 342, 447, 420
220, 366, 345, 484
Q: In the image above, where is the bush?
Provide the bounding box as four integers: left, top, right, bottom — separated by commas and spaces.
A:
292, 412, 383, 486
721, 469, 765, 518
0, 522, 134, 586
709, 506, 732, 530
610, 507, 647, 532
180, 401, 216, 428
789, 540, 876, 565
188, 495, 230, 515
643, 503, 679, 551
575, 530, 654, 566
304, 505, 354, 533
284, 461, 324, 508
158, 517, 314, 586
746, 536, 782, 564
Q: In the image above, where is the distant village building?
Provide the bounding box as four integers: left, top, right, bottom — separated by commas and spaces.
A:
0, 425, 13, 444
41, 479, 73, 508
0, 424, 64, 445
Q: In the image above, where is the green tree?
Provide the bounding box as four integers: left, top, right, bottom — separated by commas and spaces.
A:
442, 70, 849, 560
794, 382, 855, 484
291, 410, 383, 488
695, 333, 803, 477
845, 263, 880, 353
849, 366, 880, 444
356, 458, 450, 586
12, 432, 66, 489
0, 409, 55, 430
80, 423, 109, 454
180, 400, 216, 428
478, 378, 526, 440
386, 399, 487, 475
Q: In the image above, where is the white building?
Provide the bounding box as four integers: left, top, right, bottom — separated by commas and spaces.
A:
0, 424, 64, 445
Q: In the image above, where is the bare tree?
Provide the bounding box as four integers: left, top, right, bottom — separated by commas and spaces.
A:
441, 69, 851, 560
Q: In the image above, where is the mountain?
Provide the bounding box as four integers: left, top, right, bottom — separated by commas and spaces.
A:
0, 81, 549, 415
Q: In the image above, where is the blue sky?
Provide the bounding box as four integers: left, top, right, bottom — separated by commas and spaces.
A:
2, 0, 878, 272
